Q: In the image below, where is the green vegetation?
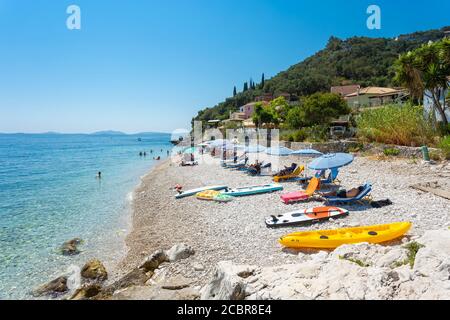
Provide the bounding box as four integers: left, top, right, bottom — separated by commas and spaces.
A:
395, 38, 450, 126
356, 104, 438, 146
287, 93, 350, 128
405, 241, 425, 269
429, 150, 443, 161
348, 143, 365, 153
193, 27, 449, 125
383, 148, 400, 156
438, 136, 450, 159
393, 242, 425, 269
339, 255, 370, 267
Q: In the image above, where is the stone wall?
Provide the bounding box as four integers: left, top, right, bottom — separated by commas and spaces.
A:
282, 140, 361, 153
281, 140, 443, 159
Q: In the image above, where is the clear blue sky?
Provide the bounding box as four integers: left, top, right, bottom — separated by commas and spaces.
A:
1, 0, 449, 134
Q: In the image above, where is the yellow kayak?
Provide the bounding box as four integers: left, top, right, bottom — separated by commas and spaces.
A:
196, 190, 221, 201
279, 222, 412, 249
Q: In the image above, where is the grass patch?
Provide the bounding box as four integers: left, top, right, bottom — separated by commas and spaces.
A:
339, 255, 370, 267
439, 136, 450, 160
429, 150, 443, 161
356, 104, 438, 146
393, 242, 425, 269
383, 148, 400, 156
348, 143, 365, 153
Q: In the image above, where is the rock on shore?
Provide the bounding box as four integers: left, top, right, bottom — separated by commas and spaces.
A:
201, 229, 450, 300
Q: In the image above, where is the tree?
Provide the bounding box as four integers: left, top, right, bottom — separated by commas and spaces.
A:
269, 96, 291, 123
301, 93, 350, 126
249, 78, 255, 90
395, 38, 450, 126
233, 86, 237, 97
260, 73, 265, 89
243, 82, 248, 92
252, 103, 275, 128
286, 106, 305, 129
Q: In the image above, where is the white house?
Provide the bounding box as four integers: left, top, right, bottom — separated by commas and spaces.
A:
423, 82, 450, 122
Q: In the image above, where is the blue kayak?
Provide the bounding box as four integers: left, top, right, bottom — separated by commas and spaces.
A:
221, 183, 283, 197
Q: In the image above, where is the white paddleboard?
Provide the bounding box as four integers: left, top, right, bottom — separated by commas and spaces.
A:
265, 206, 349, 227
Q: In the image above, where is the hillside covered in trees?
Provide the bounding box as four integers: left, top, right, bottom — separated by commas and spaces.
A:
193, 26, 450, 124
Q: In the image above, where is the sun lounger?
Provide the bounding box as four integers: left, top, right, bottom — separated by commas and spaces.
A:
324, 184, 372, 204
299, 168, 340, 185
221, 154, 247, 167
273, 165, 305, 183
181, 161, 198, 166
248, 162, 271, 176
280, 177, 320, 204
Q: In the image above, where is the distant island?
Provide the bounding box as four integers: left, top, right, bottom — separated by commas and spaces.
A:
91, 130, 127, 136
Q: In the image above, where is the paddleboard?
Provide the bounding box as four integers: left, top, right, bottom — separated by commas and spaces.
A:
221, 183, 283, 197
196, 190, 221, 201
266, 206, 348, 227
213, 194, 234, 203
175, 185, 228, 199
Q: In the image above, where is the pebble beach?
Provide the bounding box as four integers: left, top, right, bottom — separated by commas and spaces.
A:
118, 153, 450, 290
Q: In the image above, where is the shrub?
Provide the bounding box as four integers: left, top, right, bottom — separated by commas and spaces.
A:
383, 148, 400, 156
356, 105, 438, 146
304, 125, 329, 142
439, 136, 450, 159
293, 129, 308, 142
348, 143, 365, 153
429, 151, 443, 161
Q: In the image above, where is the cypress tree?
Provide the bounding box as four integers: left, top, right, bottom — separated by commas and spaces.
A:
260, 73, 265, 89
243, 82, 248, 92
233, 86, 237, 96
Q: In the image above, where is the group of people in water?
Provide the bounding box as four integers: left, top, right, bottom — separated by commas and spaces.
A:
139, 149, 170, 160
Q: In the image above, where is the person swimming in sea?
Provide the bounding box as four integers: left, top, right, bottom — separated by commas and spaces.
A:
96, 171, 102, 179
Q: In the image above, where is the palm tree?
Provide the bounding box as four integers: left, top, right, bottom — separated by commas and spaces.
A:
395, 40, 449, 126
394, 52, 424, 102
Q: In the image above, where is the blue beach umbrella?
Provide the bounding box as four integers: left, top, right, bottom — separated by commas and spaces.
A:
218, 142, 242, 150
182, 147, 197, 154
308, 153, 354, 170
208, 139, 229, 147
265, 146, 293, 156
238, 144, 267, 153
291, 149, 323, 157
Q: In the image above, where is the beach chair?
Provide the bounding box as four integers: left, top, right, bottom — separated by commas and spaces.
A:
221, 154, 247, 167
324, 184, 372, 204
248, 162, 272, 176
273, 165, 305, 183
322, 168, 340, 184
280, 177, 320, 204
298, 168, 340, 186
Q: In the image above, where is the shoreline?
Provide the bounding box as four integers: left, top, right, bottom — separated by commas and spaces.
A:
115, 153, 450, 293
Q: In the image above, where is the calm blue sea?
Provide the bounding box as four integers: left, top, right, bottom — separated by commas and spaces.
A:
0, 133, 172, 299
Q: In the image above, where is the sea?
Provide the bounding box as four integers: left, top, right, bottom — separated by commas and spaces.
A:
0, 133, 172, 299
